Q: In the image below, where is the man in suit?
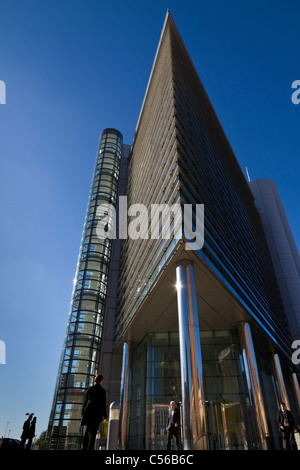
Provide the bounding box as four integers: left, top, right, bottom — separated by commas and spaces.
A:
19, 413, 33, 450
277, 402, 297, 450
166, 401, 180, 450
26, 416, 37, 451
81, 373, 107, 450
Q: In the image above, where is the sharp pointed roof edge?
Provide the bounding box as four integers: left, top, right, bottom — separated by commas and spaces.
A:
132, 10, 175, 144
131, 10, 253, 195
132, 9, 200, 145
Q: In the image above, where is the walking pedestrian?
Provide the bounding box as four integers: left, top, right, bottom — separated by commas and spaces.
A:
166, 401, 180, 450
19, 413, 33, 450
26, 416, 37, 450
81, 374, 107, 450
277, 402, 298, 450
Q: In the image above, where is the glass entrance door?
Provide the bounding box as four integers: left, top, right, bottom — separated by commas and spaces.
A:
221, 402, 248, 450
151, 405, 169, 450
151, 402, 248, 450
206, 401, 248, 450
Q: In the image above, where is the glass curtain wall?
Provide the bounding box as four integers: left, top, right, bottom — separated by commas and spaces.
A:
46, 129, 123, 450
128, 332, 181, 450
128, 329, 260, 450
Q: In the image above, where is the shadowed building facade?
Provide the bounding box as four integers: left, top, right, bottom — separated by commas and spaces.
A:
46, 12, 300, 450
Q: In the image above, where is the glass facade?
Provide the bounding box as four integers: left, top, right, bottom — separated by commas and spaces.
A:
114, 13, 300, 450
115, 13, 291, 360
115, 23, 181, 343
127, 330, 260, 450
170, 25, 291, 359
128, 332, 181, 450
46, 129, 123, 450
201, 330, 256, 450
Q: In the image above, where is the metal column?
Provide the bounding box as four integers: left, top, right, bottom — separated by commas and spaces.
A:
292, 373, 300, 415
119, 342, 130, 450
238, 321, 270, 449
176, 260, 207, 450
107, 402, 120, 450
273, 353, 290, 408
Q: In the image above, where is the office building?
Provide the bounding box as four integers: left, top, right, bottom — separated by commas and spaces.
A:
249, 178, 300, 343
46, 11, 300, 450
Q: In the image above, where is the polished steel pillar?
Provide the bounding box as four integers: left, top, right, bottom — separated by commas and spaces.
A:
107, 402, 121, 450
119, 342, 130, 450
176, 260, 207, 450
238, 322, 269, 449
292, 373, 300, 414
273, 353, 290, 408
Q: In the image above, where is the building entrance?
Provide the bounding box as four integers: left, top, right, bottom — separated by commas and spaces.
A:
206, 401, 248, 450
150, 402, 248, 450
150, 405, 169, 450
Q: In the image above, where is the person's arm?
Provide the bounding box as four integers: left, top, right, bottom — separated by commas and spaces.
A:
277, 411, 285, 430
103, 389, 108, 420
289, 411, 295, 428
166, 411, 170, 430
175, 409, 180, 427
82, 388, 90, 417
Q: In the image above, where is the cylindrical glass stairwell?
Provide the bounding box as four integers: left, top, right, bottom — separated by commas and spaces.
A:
46, 129, 123, 450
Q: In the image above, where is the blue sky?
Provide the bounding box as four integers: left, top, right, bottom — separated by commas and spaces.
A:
0, 0, 299, 440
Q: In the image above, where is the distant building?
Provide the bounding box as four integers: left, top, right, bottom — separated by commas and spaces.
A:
249, 178, 300, 343
46, 11, 300, 450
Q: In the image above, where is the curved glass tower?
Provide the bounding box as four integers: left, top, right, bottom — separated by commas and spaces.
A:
46, 129, 123, 450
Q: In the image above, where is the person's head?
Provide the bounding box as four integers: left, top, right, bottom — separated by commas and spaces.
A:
170, 401, 175, 410
95, 373, 103, 384
280, 402, 286, 410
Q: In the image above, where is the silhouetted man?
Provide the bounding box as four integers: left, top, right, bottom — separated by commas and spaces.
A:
19, 413, 33, 450
81, 374, 107, 450
166, 401, 180, 450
